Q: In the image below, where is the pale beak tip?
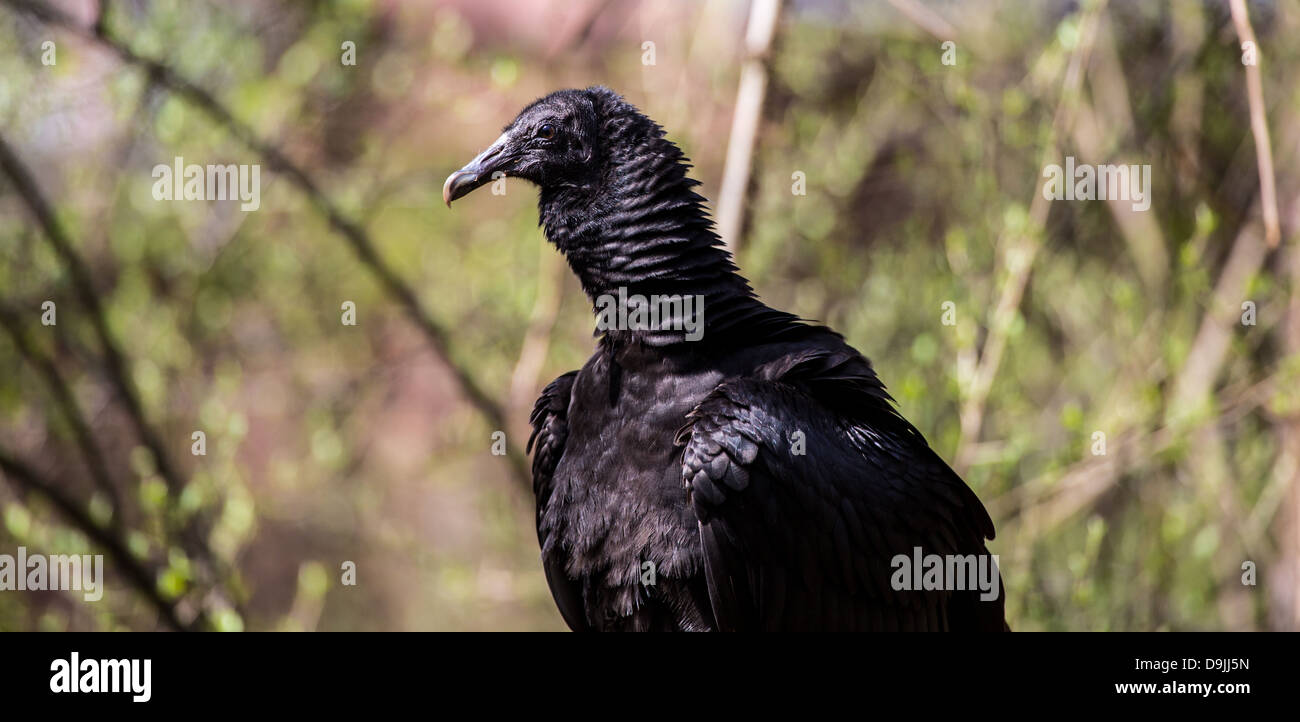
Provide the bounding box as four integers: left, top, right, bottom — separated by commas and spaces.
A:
441, 174, 456, 208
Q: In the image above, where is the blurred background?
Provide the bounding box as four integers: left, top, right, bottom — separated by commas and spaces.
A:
1, 0, 1298, 631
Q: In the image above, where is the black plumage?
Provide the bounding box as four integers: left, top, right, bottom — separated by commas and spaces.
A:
445, 87, 1007, 631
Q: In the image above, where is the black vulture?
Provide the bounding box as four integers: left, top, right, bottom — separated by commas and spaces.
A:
444, 87, 1007, 631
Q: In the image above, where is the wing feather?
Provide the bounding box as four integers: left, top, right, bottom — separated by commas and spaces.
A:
527, 371, 590, 631
676, 350, 1006, 632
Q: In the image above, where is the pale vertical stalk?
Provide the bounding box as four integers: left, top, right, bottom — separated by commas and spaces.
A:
955, 0, 1108, 472
1229, 0, 1281, 248
716, 0, 782, 254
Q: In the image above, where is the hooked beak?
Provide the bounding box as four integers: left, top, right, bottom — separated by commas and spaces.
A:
443, 132, 513, 207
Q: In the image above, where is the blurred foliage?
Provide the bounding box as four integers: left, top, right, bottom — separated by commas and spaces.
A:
0, 0, 1297, 631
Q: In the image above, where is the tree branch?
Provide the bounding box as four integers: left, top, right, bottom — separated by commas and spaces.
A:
0, 446, 193, 631
954, 0, 1108, 473
0, 302, 122, 527
0, 0, 530, 491
716, 0, 782, 254
0, 134, 185, 500
0, 132, 245, 621
884, 0, 957, 40
1229, 0, 1281, 249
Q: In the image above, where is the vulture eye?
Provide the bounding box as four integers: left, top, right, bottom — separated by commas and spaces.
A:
537, 123, 556, 140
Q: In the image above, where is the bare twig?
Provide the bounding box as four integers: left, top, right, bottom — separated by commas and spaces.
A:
1270, 234, 1300, 630
1070, 13, 1168, 292
992, 371, 1280, 536
508, 245, 566, 419
1166, 204, 1270, 421
1168, 116, 1299, 421
546, 0, 618, 61
716, 0, 782, 254
1229, 0, 1281, 249
0, 0, 531, 491
0, 135, 184, 499
0, 302, 122, 526
1264, 190, 1300, 630
0, 447, 193, 631
954, 0, 1108, 473
884, 0, 957, 40
0, 132, 247, 621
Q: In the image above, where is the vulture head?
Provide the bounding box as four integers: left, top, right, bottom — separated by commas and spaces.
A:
443, 86, 746, 322
442, 88, 605, 207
